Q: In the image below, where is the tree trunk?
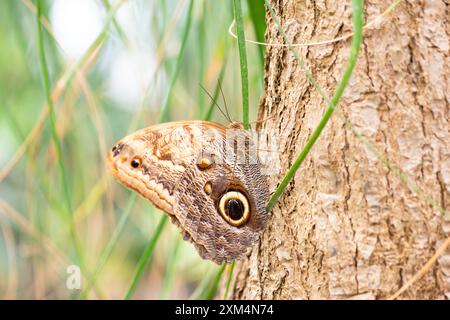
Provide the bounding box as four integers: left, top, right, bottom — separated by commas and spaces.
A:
231, 0, 450, 299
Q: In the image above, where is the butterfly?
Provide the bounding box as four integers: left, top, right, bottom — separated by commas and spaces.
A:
108, 120, 269, 264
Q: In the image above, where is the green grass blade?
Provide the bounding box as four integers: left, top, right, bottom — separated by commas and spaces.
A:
124, 215, 168, 300
223, 260, 235, 299
205, 259, 234, 301
247, 0, 266, 70
203, 262, 226, 300
265, 0, 364, 212
36, 0, 71, 219
36, 0, 85, 268
159, 236, 181, 299
159, 0, 194, 123
232, 0, 249, 129
188, 267, 214, 300
2, 102, 64, 214
79, 193, 137, 299
197, 0, 207, 116
100, 0, 129, 47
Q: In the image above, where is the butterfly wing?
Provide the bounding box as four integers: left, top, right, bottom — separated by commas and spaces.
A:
108, 121, 269, 264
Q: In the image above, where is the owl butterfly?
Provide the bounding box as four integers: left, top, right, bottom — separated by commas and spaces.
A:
108, 121, 269, 264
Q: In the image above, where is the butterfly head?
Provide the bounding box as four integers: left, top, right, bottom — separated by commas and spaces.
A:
108, 136, 145, 177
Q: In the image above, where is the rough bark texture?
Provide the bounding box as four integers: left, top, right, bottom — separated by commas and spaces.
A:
231, 0, 450, 299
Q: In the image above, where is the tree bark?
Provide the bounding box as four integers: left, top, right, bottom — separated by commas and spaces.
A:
231, 0, 450, 299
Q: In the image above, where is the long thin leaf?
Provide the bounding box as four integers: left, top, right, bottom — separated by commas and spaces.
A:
232, 0, 250, 129
197, 0, 207, 115
159, 236, 181, 299
79, 193, 137, 299
247, 0, 266, 70
223, 260, 235, 299
203, 262, 226, 300
159, 0, 194, 123
189, 267, 214, 300
124, 215, 168, 300
36, 0, 85, 268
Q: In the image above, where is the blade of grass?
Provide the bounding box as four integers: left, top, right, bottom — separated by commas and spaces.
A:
34, 0, 126, 298
124, 215, 168, 300
79, 193, 137, 299
247, 0, 266, 70
265, 0, 364, 212
126, 0, 188, 133
223, 260, 235, 299
2, 101, 64, 214
1, 212, 19, 299
232, 0, 249, 129
188, 266, 214, 299
100, 0, 129, 47
159, 236, 181, 299
159, 0, 194, 123
206, 253, 234, 301
203, 262, 226, 300
389, 235, 450, 300
0, 200, 67, 270
197, 0, 207, 116
36, 0, 85, 268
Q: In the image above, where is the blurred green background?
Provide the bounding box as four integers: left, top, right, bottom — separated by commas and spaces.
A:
0, 0, 265, 299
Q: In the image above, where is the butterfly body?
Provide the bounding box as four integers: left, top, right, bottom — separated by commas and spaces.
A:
108, 121, 268, 264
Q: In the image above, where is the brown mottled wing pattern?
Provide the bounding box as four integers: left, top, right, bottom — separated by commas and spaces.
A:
108, 121, 269, 264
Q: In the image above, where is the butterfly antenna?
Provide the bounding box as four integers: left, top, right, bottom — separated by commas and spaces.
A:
249, 114, 277, 125
218, 80, 232, 123
199, 83, 229, 122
